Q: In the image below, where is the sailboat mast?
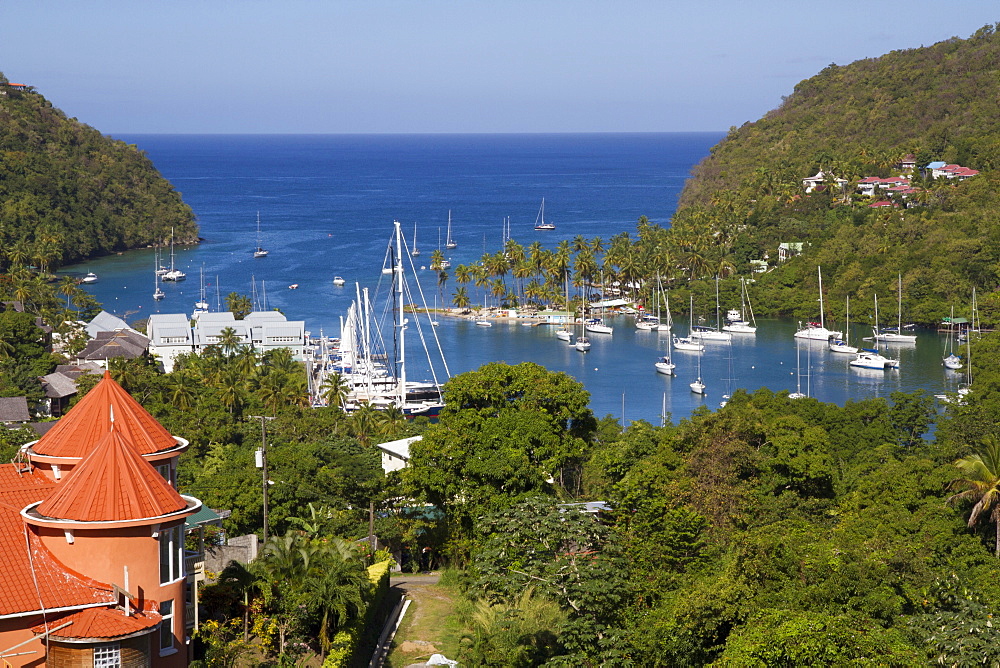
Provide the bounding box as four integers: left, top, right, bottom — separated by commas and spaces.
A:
818, 266, 825, 329
394, 221, 406, 408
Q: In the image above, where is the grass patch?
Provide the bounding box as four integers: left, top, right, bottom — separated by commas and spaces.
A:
385, 580, 464, 667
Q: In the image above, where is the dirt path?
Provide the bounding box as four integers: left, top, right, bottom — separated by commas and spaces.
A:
385, 573, 460, 668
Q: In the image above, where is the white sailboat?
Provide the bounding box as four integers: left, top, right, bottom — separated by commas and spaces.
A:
161, 228, 186, 282
828, 295, 859, 353
943, 305, 963, 369
674, 295, 706, 351
690, 332, 706, 395
574, 304, 591, 351
690, 278, 731, 342
794, 267, 840, 340
533, 198, 555, 230
411, 222, 421, 257
585, 292, 613, 335
445, 210, 458, 249
253, 212, 268, 258
874, 273, 917, 343
789, 339, 807, 399
722, 277, 757, 333
850, 293, 900, 370
193, 266, 209, 317
152, 255, 164, 301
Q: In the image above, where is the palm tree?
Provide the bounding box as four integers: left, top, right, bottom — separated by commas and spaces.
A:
218, 326, 242, 358
320, 372, 349, 409
949, 437, 1000, 557
452, 286, 471, 309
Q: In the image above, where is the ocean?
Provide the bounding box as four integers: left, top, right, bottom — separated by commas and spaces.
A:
68, 133, 967, 423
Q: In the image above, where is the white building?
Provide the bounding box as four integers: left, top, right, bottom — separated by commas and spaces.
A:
146, 313, 195, 372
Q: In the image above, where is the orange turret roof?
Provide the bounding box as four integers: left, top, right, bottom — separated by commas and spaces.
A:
32, 371, 180, 459
36, 427, 188, 523
32, 604, 161, 640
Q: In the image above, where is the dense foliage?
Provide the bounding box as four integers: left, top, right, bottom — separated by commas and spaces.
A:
0, 73, 197, 268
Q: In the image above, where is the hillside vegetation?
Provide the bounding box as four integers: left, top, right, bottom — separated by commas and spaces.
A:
0, 72, 196, 269
669, 24, 1000, 325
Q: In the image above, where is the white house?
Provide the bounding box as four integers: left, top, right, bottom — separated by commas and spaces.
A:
146, 313, 195, 372
375, 435, 422, 473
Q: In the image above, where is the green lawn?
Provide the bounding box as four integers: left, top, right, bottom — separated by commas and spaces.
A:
385, 578, 464, 667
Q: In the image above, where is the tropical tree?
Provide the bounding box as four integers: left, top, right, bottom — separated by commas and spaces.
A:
319, 372, 349, 409
225, 292, 253, 319
949, 437, 1000, 557
452, 286, 471, 309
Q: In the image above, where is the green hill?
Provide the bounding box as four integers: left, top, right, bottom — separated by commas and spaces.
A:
665, 24, 1000, 326
0, 72, 196, 270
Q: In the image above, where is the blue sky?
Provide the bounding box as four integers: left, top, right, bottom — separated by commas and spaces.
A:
2, 1, 998, 134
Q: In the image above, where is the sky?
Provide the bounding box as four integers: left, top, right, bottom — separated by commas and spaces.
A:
2, 1, 999, 134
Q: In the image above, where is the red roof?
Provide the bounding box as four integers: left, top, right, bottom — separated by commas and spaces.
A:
0, 465, 114, 616
32, 604, 161, 640
32, 371, 180, 459
869, 201, 895, 208
36, 427, 188, 523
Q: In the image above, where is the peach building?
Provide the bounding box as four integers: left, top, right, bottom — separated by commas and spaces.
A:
0, 372, 200, 667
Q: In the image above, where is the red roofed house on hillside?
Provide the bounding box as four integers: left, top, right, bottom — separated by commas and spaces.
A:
0, 372, 200, 667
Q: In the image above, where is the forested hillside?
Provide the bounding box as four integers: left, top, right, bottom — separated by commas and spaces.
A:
0, 72, 196, 268
662, 24, 1000, 325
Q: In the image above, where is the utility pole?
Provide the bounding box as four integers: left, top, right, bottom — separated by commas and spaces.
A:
249, 415, 276, 545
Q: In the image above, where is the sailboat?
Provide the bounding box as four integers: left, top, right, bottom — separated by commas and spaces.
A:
874, 273, 916, 343
690, 277, 731, 341
674, 295, 705, 351
193, 266, 209, 317
533, 198, 555, 230
555, 271, 573, 341
722, 278, 757, 333
690, 330, 706, 394
850, 293, 900, 369
154, 246, 169, 276
943, 305, 962, 370
789, 339, 807, 399
794, 267, 840, 340
253, 212, 268, 258
574, 303, 591, 351
445, 210, 458, 249
584, 285, 613, 334
152, 255, 165, 301
411, 222, 421, 257
828, 295, 858, 353
161, 228, 186, 282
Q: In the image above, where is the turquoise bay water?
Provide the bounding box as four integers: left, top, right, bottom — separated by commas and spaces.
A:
69, 134, 966, 422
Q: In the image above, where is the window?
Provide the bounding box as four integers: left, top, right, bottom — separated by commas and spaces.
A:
159, 524, 183, 583
159, 600, 174, 653
94, 642, 121, 667
156, 463, 173, 487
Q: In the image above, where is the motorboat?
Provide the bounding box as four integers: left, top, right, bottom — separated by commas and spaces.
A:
673, 336, 705, 352
475, 319, 492, 327
850, 348, 900, 370
81, 272, 98, 284
288, 283, 299, 290
654, 356, 675, 375
690, 325, 732, 342
636, 314, 660, 331
333, 276, 346, 286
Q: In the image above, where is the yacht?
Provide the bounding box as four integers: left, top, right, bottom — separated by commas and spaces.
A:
81, 272, 98, 284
